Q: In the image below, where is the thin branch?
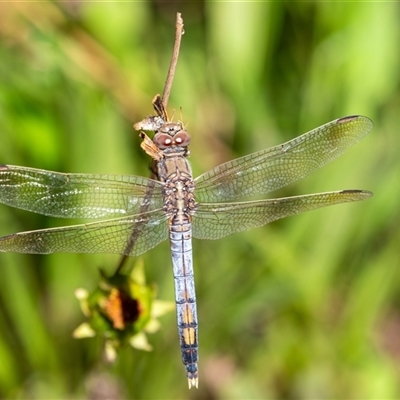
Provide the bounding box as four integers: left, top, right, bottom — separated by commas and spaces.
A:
161, 13, 184, 111
114, 14, 184, 276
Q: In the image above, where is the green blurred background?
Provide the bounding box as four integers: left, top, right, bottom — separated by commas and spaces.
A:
0, 2, 399, 399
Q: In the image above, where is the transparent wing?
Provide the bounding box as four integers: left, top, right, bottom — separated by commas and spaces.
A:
192, 190, 372, 240
194, 116, 373, 202
0, 165, 163, 218
0, 209, 169, 256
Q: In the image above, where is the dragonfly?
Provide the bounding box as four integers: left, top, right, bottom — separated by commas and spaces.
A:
0, 95, 373, 388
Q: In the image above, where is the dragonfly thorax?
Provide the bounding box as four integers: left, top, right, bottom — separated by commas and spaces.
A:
154, 122, 191, 150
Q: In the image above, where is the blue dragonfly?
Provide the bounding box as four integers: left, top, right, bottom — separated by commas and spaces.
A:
0, 107, 373, 388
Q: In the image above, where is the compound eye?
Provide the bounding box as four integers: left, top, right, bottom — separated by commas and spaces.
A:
154, 133, 173, 149
174, 131, 190, 147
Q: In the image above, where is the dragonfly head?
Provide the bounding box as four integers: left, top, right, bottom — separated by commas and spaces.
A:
154, 122, 191, 150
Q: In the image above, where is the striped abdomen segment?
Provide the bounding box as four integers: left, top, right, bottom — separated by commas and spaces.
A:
170, 221, 198, 389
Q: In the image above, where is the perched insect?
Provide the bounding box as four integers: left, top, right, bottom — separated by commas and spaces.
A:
0, 97, 373, 388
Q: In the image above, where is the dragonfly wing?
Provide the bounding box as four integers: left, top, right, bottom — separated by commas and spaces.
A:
0, 165, 163, 218
195, 116, 373, 202
0, 209, 169, 256
192, 190, 372, 240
